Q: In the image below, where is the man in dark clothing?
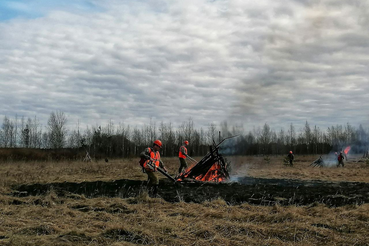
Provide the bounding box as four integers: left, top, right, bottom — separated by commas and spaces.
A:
140, 140, 167, 197
337, 151, 345, 167
287, 151, 294, 166
178, 140, 189, 174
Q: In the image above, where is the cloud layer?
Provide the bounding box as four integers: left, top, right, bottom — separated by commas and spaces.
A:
1, 0, 368, 131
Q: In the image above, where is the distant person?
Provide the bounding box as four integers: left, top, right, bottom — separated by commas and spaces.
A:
337, 151, 345, 167
342, 151, 348, 161
140, 140, 167, 197
287, 151, 294, 166
363, 149, 369, 158
178, 140, 189, 174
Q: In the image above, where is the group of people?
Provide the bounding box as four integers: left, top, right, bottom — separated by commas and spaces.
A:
139, 139, 190, 196
140, 141, 347, 196
287, 150, 345, 167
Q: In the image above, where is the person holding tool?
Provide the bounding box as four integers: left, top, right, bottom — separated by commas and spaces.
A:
178, 140, 189, 174
140, 140, 168, 197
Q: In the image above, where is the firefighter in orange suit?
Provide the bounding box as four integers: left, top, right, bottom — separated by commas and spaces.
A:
140, 140, 167, 196
287, 151, 294, 166
178, 140, 189, 174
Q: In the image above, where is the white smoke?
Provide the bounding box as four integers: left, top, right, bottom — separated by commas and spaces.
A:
225, 156, 250, 183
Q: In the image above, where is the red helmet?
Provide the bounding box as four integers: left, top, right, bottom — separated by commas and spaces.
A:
153, 140, 162, 148
184, 140, 189, 145
289, 151, 293, 154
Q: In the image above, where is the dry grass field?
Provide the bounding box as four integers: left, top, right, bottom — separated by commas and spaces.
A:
0, 154, 368, 245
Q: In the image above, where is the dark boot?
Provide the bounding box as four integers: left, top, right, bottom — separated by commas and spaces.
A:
147, 185, 158, 198
152, 185, 158, 197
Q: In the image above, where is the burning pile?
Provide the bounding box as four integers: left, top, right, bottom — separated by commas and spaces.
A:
176, 138, 232, 182
310, 156, 324, 167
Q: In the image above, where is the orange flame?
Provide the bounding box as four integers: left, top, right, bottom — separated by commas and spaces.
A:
344, 146, 351, 155
179, 162, 226, 182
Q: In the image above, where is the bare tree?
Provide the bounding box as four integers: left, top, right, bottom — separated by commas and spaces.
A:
41, 132, 49, 149
132, 126, 142, 155
260, 123, 272, 154
13, 115, 18, 147
19, 116, 29, 148
260, 123, 271, 145
28, 116, 43, 148
47, 111, 68, 149
277, 128, 286, 154
184, 118, 194, 144
148, 119, 156, 144
357, 124, 367, 143
68, 129, 81, 148
22, 125, 30, 148
1, 116, 14, 148
304, 121, 312, 153
177, 118, 194, 146
312, 125, 320, 154
117, 122, 131, 157
287, 123, 296, 151
159, 121, 169, 156
81, 126, 94, 154
207, 123, 217, 145
344, 123, 355, 144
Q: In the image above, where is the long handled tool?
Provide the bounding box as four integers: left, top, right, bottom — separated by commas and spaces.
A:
187, 155, 198, 164
146, 160, 176, 182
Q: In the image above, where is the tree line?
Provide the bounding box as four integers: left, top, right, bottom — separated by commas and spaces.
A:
1, 111, 368, 158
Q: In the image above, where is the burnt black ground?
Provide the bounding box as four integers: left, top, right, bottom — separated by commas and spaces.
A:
12, 177, 369, 207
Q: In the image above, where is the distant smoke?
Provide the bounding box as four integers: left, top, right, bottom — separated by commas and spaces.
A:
218, 136, 240, 155
321, 152, 339, 167
324, 146, 352, 167
225, 156, 250, 183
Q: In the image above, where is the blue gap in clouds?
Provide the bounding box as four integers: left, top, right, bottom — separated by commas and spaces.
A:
0, 0, 101, 21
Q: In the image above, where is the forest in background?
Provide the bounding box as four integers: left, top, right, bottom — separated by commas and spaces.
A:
0, 111, 368, 160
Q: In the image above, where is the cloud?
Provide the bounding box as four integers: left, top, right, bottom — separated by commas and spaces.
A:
0, 0, 100, 21
0, 0, 368, 132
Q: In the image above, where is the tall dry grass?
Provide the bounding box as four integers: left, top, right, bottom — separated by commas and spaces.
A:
0, 193, 368, 245
0, 154, 368, 245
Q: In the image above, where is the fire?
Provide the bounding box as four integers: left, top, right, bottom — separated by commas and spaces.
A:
194, 163, 224, 182
176, 137, 233, 183
178, 162, 227, 183
344, 146, 351, 155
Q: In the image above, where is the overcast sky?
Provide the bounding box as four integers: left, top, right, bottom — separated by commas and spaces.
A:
1, 0, 368, 133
